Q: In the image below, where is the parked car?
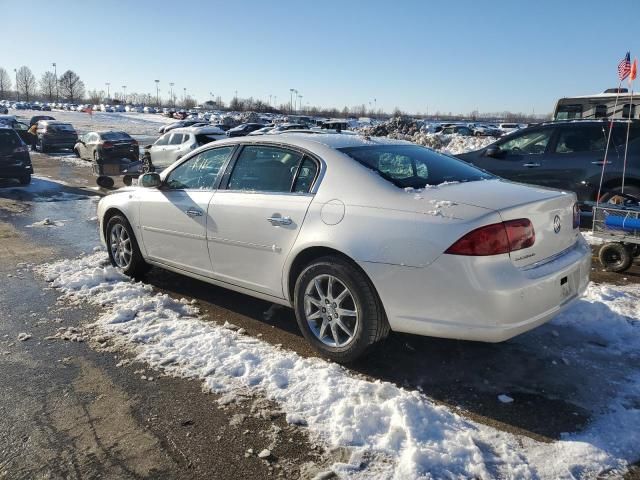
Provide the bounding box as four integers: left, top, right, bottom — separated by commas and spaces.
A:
498, 123, 524, 135
0, 104, 7, 114
158, 119, 208, 134
31, 103, 42, 111
247, 126, 275, 136
0, 126, 33, 184
74, 130, 139, 162
143, 125, 227, 171
469, 123, 501, 137
29, 115, 55, 127
143, 106, 157, 114
457, 120, 640, 205
0, 115, 32, 144
97, 134, 590, 362
436, 125, 475, 136
267, 123, 308, 135
41, 104, 52, 111
35, 121, 78, 152
226, 123, 265, 137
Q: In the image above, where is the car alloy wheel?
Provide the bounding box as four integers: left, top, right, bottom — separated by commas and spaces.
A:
304, 274, 359, 347
109, 223, 133, 269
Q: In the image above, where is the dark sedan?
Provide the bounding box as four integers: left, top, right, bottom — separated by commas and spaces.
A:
74, 131, 139, 162
226, 123, 264, 137
0, 127, 33, 184
457, 120, 640, 204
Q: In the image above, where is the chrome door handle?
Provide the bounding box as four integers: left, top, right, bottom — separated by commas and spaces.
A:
185, 208, 203, 217
591, 160, 612, 165
267, 215, 292, 226
522, 163, 541, 168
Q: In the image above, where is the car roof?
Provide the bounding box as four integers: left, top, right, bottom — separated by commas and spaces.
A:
171, 126, 225, 134
202, 132, 411, 151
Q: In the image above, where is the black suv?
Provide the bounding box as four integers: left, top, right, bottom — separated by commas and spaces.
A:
0, 127, 33, 184
457, 120, 640, 204
35, 121, 78, 153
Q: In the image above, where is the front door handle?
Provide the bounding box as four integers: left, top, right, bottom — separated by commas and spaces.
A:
591, 160, 612, 165
267, 215, 292, 226
522, 162, 541, 168
185, 208, 203, 217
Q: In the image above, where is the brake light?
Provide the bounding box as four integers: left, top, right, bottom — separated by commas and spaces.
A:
102, 142, 114, 148
573, 203, 581, 229
445, 219, 535, 256
131, 139, 138, 145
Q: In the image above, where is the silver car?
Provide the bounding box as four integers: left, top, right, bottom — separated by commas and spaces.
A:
97, 133, 590, 362
145, 126, 227, 171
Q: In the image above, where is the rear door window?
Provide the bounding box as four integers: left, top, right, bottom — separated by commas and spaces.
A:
555, 126, 607, 153
226, 145, 303, 193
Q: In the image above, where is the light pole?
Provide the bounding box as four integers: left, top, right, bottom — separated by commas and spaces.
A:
122, 85, 127, 104
289, 88, 294, 114
298, 94, 303, 114
169, 83, 174, 108
155, 80, 160, 107
183, 87, 186, 106
52, 62, 58, 102
105, 82, 110, 101
13, 68, 17, 101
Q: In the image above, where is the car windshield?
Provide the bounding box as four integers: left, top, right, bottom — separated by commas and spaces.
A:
101, 131, 132, 141
339, 145, 493, 189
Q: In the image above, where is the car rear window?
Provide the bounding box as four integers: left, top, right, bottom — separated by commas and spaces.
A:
0, 129, 21, 152
48, 123, 75, 132
100, 131, 132, 141
338, 145, 493, 189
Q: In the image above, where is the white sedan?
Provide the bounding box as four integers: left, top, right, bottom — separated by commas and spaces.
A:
97, 133, 591, 362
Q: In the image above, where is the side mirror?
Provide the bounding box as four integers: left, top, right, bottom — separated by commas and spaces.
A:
485, 145, 503, 158
139, 172, 161, 188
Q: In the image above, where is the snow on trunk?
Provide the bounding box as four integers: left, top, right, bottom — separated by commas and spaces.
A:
34, 251, 640, 479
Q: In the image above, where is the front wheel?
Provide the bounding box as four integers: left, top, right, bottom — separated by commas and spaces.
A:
18, 174, 31, 185
293, 256, 389, 363
105, 215, 150, 278
598, 242, 633, 272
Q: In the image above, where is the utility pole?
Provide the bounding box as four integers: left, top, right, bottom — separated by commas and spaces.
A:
155, 80, 160, 107
298, 94, 303, 114
183, 87, 186, 106
52, 62, 58, 102
13, 69, 17, 101
169, 83, 174, 108
122, 85, 127, 104
105, 82, 110, 101
289, 88, 295, 114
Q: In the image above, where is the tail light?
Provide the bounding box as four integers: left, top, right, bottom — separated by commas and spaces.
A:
573, 203, 581, 229
131, 139, 138, 146
13, 145, 29, 154
102, 141, 114, 148
445, 219, 535, 256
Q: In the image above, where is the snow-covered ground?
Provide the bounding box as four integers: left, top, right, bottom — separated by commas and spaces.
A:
35, 250, 640, 479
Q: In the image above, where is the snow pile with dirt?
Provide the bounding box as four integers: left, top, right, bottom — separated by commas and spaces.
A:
35, 252, 640, 479
361, 117, 496, 154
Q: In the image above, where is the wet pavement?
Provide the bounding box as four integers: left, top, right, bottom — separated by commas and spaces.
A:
1, 151, 640, 479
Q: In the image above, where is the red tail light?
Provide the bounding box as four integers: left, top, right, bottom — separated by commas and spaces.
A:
131, 139, 138, 145
445, 219, 535, 256
573, 203, 580, 229
102, 142, 114, 148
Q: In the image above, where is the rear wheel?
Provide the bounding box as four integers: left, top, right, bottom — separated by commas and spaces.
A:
18, 174, 31, 185
599, 185, 640, 206
598, 242, 633, 272
142, 153, 154, 173
293, 256, 389, 363
38, 139, 48, 153
105, 215, 150, 278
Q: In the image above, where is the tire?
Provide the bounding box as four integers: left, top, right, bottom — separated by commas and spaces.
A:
123, 175, 133, 186
18, 174, 31, 185
142, 153, 154, 173
598, 242, 633, 272
293, 256, 390, 363
599, 185, 640, 206
105, 215, 150, 278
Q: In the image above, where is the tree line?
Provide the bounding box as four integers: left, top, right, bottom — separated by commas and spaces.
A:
0, 66, 85, 103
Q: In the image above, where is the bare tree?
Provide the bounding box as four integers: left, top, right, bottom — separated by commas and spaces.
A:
39, 71, 57, 102
87, 89, 103, 104
58, 70, 85, 102
16, 66, 36, 102
0, 68, 11, 99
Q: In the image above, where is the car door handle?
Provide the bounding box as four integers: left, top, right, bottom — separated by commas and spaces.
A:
267, 215, 292, 226
522, 162, 541, 168
185, 208, 203, 217
591, 160, 612, 165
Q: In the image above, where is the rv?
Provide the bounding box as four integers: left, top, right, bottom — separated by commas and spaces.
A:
553, 88, 638, 120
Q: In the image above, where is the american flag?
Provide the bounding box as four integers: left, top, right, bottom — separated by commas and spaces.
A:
618, 52, 631, 81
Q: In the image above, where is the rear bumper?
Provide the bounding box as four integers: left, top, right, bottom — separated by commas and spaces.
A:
360, 234, 591, 342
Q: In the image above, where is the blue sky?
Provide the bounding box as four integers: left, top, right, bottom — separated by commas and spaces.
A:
3, 0, 639, 114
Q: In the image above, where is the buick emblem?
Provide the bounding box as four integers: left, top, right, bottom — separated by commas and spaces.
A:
553, 215, 561, 234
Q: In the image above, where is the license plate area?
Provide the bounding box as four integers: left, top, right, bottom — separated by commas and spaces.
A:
103, 164, 121, 175
560, 269, 579, 302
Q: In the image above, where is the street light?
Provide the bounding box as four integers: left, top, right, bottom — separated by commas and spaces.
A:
289, 88, 295, 114
52, 62, 58, 102
122, 85, 127, 104
13, 68, 17, 101
298, 94, 303, 114
155, 80, 160, 107
183, 87, 187, 106
105, 82, 110, 101
169, 82, 174, 107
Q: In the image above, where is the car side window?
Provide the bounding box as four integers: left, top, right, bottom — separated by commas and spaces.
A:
227, 145, 303, 193
499, 129, 552, 155
293, 156, 319, 193
555, 127, 606, 154
165, 146, 234, 190
14, 122, 28, 131
169, 133, 184, 145
154, 134, 170, 146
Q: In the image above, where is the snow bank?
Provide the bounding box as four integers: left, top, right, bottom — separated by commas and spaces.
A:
35, 252, 640, 478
